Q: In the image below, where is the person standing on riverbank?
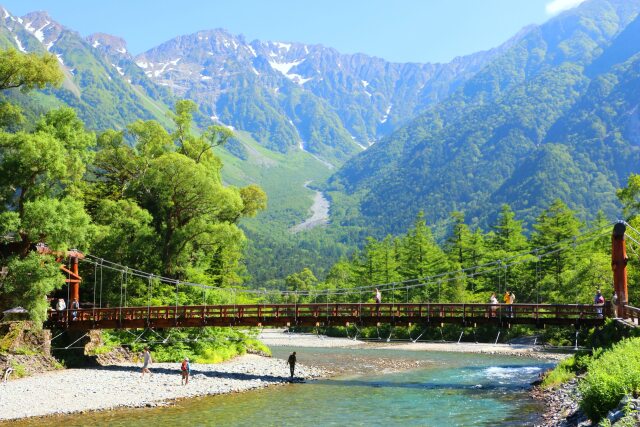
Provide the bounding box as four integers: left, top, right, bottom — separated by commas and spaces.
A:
141, 348, 152, 377
181, 357, 190, 385
287, 351, 296, 379
375, 288, 381, 316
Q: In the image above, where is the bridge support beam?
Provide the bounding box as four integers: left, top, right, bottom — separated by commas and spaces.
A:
70, 255, 80, 305
612, 222, 629, 318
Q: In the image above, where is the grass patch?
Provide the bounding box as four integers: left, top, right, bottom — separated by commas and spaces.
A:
579, 337, 640, 421
541, 357, 576, 389
10, 362, 27, 378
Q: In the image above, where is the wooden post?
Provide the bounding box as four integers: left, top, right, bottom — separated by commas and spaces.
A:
612, 222, 628, 318
70, 255, 80, 304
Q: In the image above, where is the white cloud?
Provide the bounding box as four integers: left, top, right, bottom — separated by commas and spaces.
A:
545, 0, 587, 15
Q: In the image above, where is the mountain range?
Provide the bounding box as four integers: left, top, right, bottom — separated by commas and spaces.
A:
0, 5, 529, 166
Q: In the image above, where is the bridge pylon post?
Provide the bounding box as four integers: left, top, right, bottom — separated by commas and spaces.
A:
612, 222, 629, 319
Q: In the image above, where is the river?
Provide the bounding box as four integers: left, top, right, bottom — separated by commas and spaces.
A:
14, 346, 552, 426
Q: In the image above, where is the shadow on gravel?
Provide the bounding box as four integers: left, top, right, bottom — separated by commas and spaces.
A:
89, 365, 291, 383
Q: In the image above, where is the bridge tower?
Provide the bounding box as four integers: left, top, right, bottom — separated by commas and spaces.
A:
612, 222, 628, 318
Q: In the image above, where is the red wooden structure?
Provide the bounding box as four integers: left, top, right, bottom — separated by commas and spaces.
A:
46, 302, 607, 330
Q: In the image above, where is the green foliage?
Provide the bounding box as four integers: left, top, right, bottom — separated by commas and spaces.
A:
0, 49, 63, 92
2, 254, 64, 325
579, 337, 640, 421
541, 357, 576, 389
103, 327, 270, 364
9, 362, 27, 378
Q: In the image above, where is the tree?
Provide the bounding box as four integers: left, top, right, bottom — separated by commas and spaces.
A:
90, 102, 267, 284
0, 49, 63, 131
172, 99, 233, 165
617, 174, 640, 220
446, 211, 473, 266
490, 204, 528, 253
0, 49, 63, 92
0, 108, 95, 255
398, 211, 448, 300
531, 199, 582, 299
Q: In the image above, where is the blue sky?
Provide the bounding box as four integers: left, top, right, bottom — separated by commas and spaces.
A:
2, 0, 586, 63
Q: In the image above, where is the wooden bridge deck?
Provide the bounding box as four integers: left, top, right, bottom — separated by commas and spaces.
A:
46, 303, 607, 330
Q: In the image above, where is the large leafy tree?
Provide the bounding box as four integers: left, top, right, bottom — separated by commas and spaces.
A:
0, 49, 63, 130
0, 50, 93, 322
91, 101, 267, 293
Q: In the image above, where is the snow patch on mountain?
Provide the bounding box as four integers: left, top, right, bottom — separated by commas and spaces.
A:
112, 64, 125, 76
380, 104, 392, 123
2, 8, 9, 19
55, 53, 64, 65
140, 58, 182, 78
361, 80, 369, 88
269, 59, 312, 84
92, 40, 100, 48
274, 42, 291, 52
14, 35, 26, 53
24, 19, 50, 43
247, 45, 257, 57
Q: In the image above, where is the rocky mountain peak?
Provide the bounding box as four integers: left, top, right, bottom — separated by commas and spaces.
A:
87, 32, 130, 58
19, 10, 65, 52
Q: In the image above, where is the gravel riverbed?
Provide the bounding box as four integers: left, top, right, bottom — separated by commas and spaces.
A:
0, 354, 325, 422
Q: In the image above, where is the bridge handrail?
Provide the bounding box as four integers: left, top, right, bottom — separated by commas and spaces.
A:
46, 302, 607, 325
624, 305, 640, 321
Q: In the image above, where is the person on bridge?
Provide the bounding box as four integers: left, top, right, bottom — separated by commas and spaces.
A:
594, 289, 605, 318
181, 357, 190, 385
504, 291, 515, 317
612, 291, 619, 318
489, 293, 498, 317
141, 348, 152, 377
55, 298, 66, 321
508, 292, 516, 317
70, 299, 79, 321
287, 351, 296, 379
375, 288, 381, 304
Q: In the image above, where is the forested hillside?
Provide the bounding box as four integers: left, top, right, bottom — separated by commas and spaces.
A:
327, 0, 640, 236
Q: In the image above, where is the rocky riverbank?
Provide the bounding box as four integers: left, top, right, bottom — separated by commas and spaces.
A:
0, 354, 325, 422
531, 378, 590, 426
532, 378, 640, 426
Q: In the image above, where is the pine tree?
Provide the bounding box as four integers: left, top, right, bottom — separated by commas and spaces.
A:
531, 199, 582, 299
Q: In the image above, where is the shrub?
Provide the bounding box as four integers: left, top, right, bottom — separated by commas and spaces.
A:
10, 362, 26, 378
579, 337, 640, 421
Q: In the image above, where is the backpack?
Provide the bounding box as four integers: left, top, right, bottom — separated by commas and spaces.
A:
597, 295, 605, 304
181, 360, 188, 371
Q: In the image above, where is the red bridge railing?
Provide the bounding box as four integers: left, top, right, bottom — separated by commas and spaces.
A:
46, 303, 608, 330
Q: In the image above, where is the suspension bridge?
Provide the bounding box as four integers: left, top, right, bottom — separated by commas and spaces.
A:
42, 222, 639, 332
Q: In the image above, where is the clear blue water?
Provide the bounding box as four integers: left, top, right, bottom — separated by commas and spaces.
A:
14, 346, 552, 426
